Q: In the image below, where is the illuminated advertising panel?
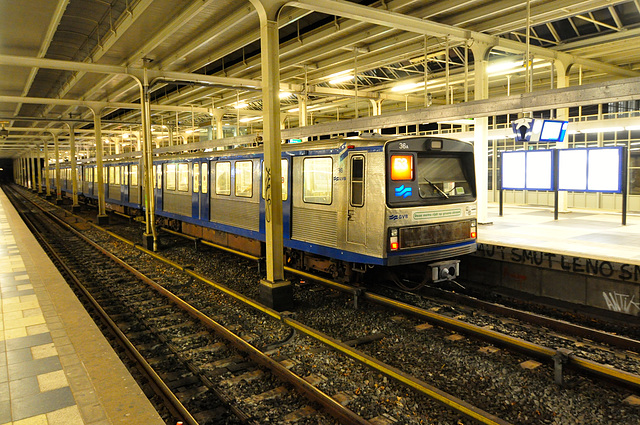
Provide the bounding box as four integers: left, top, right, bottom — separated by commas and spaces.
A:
558, 147, 622, 193
502, 150, 553, 190
587, 147, 622, 192
558, 149, 587, 191
501, 151, 526, 190
525, 150, 553, 190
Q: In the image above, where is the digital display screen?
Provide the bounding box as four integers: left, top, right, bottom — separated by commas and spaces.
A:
390, 155, 414, 181
539, 120, 568, 142
501, 151, 526, 190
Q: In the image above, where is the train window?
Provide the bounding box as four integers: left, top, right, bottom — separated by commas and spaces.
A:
193, 163, 200, 193
417, 156, 472, 199
108, 167, 115, 184
166, 163, 176, 190
235, 161, 253, 197
131, 165, 138, 186
261, 159, 288, 201
115, 166, 121, 185
123, 165, 128, 186
216, 162, 231, 195
303, 157, 333, 205
350, 155, 365, 207
201, 163, 208, 194
178, 163, 189, 192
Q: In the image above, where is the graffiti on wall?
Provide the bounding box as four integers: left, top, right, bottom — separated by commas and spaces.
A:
602, 292, 639, 314
475, 244, 640, 283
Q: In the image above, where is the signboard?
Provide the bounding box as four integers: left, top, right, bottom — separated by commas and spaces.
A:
558, 147, 622, 193
501, 150, 553, 191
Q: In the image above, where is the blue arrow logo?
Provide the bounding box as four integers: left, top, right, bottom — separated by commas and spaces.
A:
395, 185, 412, 198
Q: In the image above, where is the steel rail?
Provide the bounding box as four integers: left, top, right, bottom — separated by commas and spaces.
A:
283, 268, 640, 391
35, 195, 512, 424
16, 190, 372, 425
419, 285, 640, 353
3, 188, 197, 425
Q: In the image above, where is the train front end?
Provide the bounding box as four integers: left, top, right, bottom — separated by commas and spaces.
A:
384, 136, 477, 280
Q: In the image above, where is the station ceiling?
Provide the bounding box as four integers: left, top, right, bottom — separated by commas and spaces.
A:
2, 0, 640, 157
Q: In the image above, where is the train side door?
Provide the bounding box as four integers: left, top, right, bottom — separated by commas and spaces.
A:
259, 158, 291, 239
191, 161, 199, 218
346, 154, 366, 245
200, 162, 209, 220
122, 165, 129, 203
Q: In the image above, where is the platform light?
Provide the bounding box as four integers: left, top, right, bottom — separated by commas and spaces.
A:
279, 91, 292, 99
329, 74, 354, 85
234, 102, 248, 109
327, 69, 353, 85
391, 82, 422, 92
486, 59, 521, 74
239, 116, 262, 123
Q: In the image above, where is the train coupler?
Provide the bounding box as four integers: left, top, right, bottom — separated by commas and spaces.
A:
429, 259, 460, 283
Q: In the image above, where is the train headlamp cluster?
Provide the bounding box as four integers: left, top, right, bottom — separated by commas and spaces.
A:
389, 228, 399, 251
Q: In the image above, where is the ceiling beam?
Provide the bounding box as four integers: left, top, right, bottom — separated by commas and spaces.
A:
288, 0, 639, 77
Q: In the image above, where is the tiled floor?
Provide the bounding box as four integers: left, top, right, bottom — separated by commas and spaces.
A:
480, 204, 640, 264
0, 188, 164, 425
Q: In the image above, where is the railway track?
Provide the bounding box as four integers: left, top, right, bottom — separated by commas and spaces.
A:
4, 186, 372, 425
10, 185, 640, 424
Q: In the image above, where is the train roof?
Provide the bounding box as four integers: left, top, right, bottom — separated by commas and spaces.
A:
75, 134, 470, 165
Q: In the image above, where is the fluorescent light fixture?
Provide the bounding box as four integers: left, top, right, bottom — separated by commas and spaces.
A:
239, 117, 262, 123
234, 102, 248, 109
487, 60, 521, 74
288, 107, 300, 113
122, 133, 130, 139
326, 70, 353, 85
329, 74, 354, 84
625, 125, 640, 131
391, 82, 423, 92
279, 91, 292, 99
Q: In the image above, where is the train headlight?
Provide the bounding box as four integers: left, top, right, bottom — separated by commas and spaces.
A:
389, 228, 399, 251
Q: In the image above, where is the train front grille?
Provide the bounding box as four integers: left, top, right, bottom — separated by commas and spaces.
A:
399, 220, 471, 250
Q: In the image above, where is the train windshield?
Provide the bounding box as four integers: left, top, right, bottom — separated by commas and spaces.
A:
417, 156, 473, 201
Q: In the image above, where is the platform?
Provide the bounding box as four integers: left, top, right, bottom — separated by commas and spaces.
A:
467, 204, 640, 317
479, 204, 640, 265
0, 188, 164, 425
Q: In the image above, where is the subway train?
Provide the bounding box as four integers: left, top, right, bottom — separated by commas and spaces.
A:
48, 135, 477, 284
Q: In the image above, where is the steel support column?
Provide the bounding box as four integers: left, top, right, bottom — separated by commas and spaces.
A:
28, 149, 34, 190
252, 0, 292, 311
141, 68, 158, 250
92, 109, 108, 224
44, 140, 51, 198
68, 123, 80, 212
36, 144, 42, 194
472, 42, 492, 225
54, 133, 62, 204
555, 60, 571, 213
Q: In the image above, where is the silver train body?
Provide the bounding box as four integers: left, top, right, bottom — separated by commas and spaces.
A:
48, 135, 477, 280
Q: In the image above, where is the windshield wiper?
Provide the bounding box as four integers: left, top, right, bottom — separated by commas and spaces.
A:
423, 177, 449, 199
